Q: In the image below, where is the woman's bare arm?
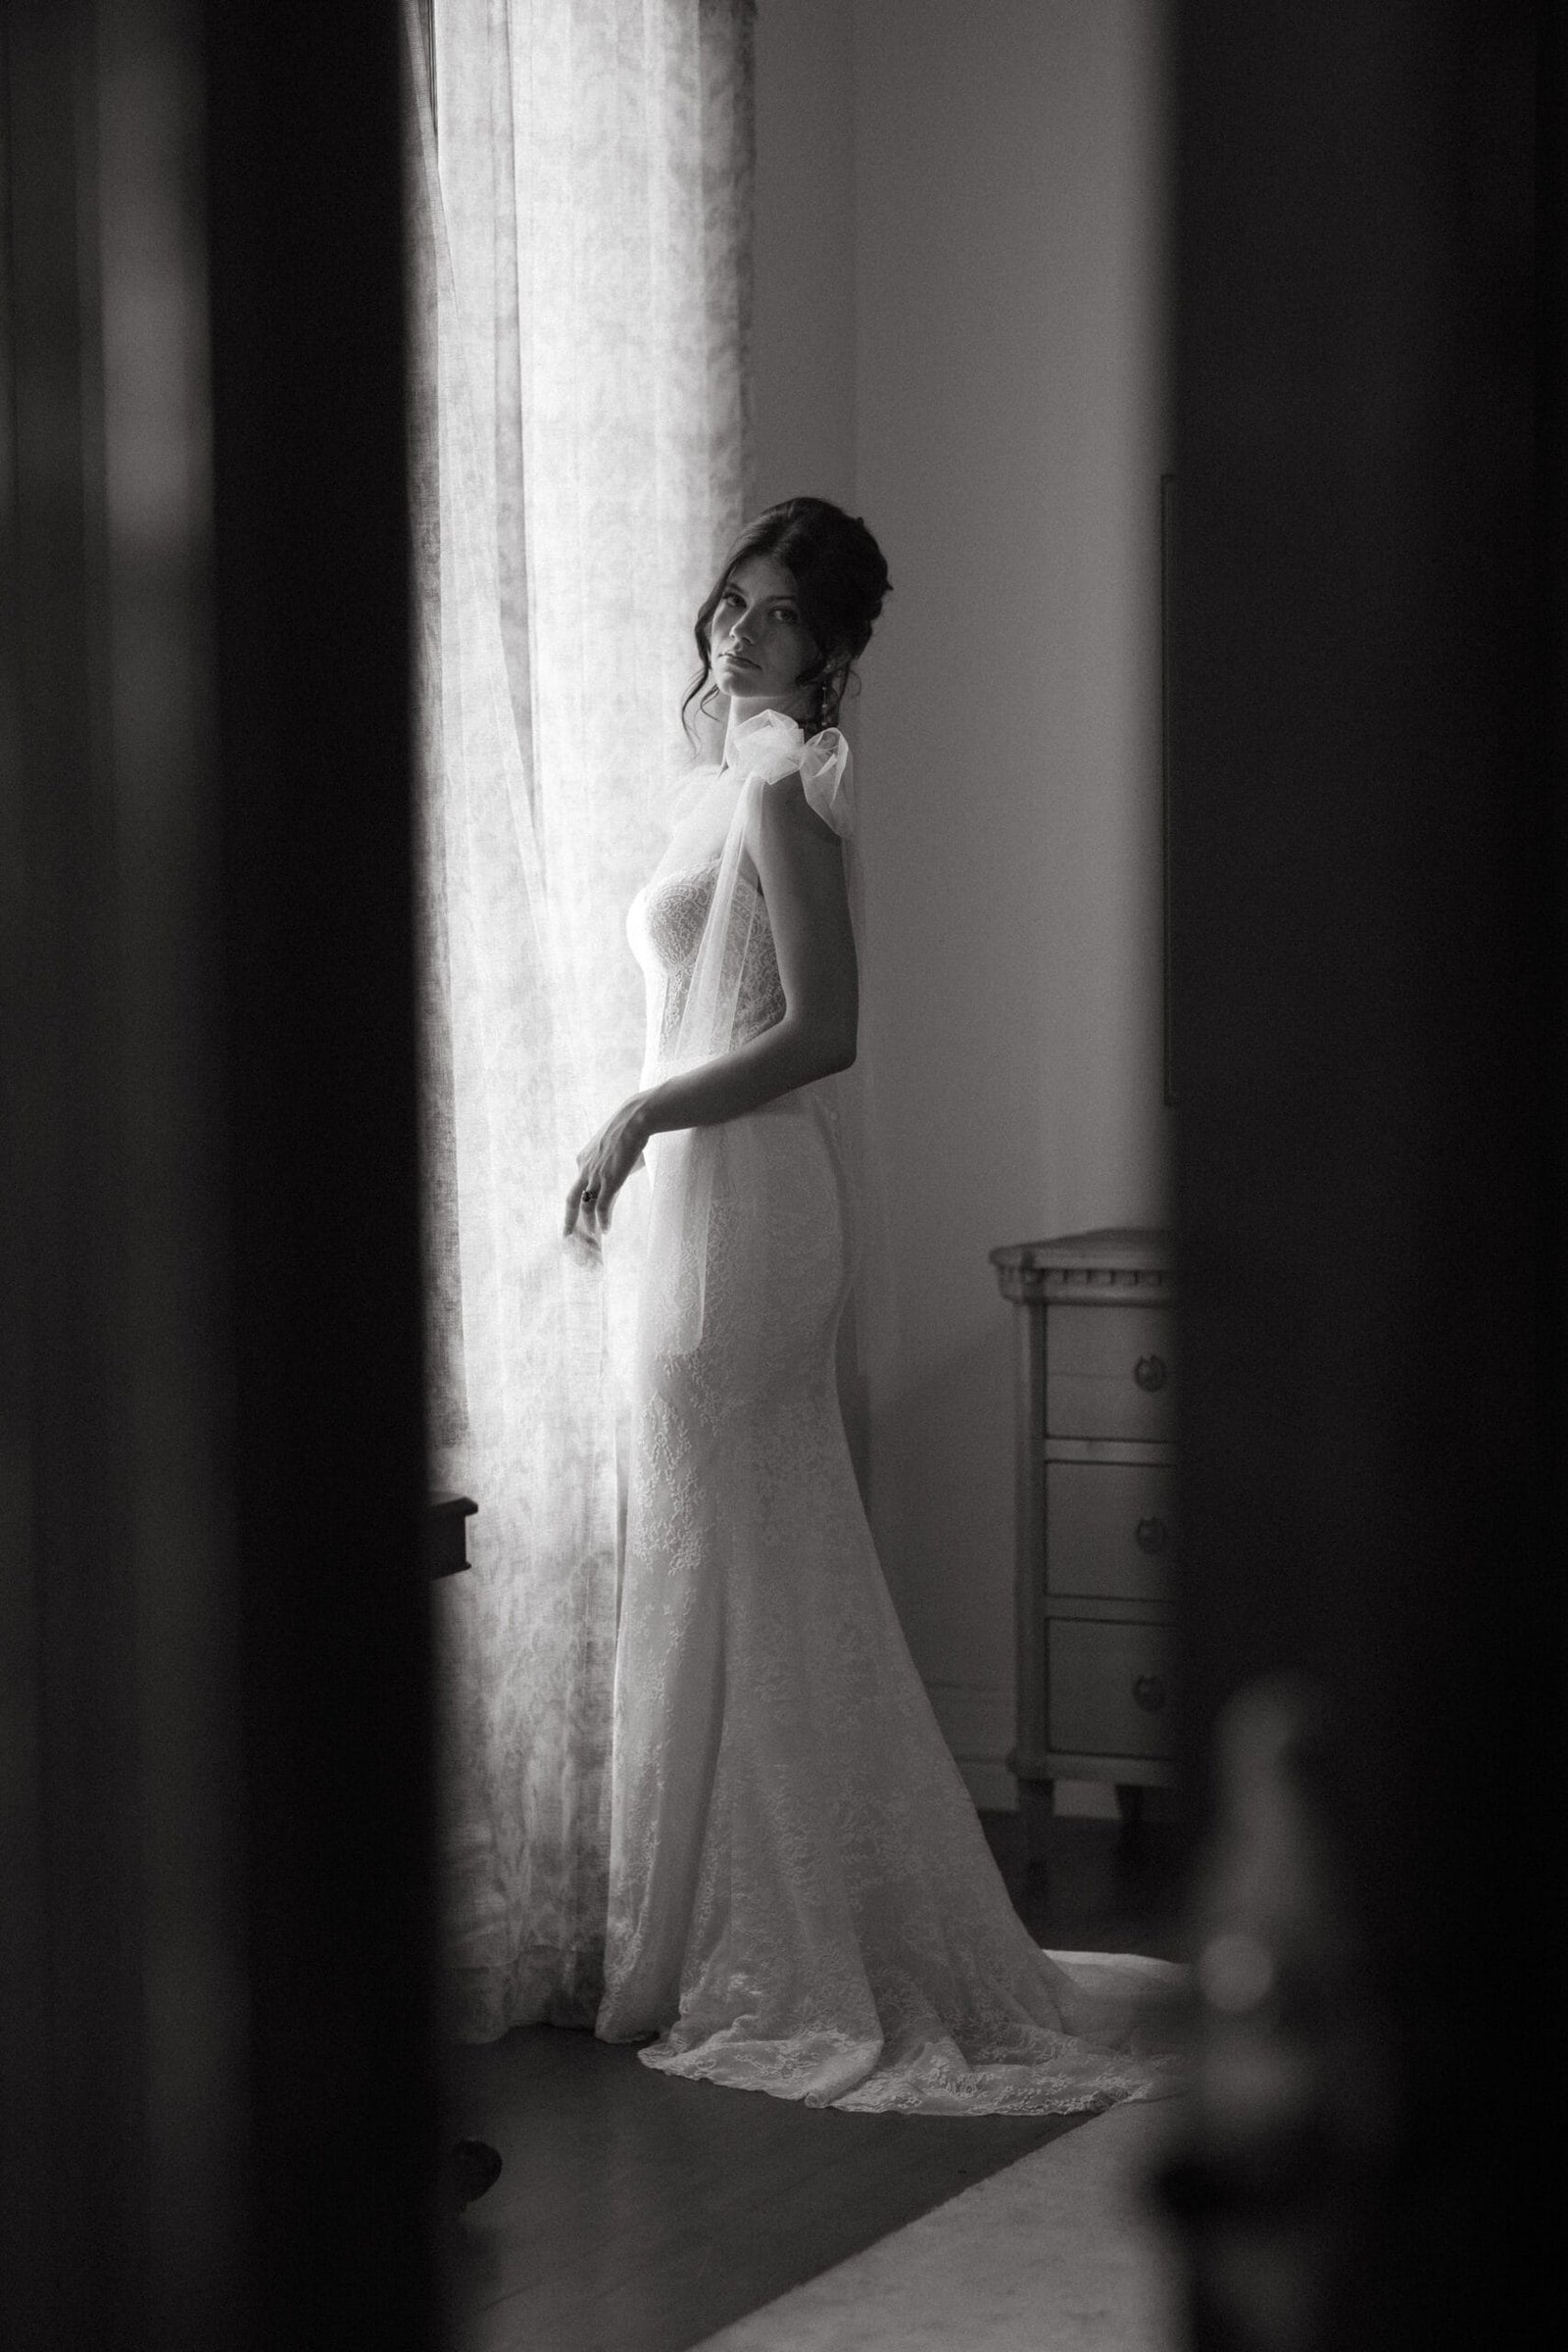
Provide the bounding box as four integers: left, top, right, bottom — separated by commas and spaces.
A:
564, 773, 857, 1236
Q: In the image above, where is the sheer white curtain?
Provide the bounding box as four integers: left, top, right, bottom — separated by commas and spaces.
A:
405, 0, 755, 2035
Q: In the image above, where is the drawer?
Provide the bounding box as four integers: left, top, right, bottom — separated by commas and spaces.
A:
1046, 1460, 1176, 1603
1049, 1619, 1176, 1760
1045, 1303, 1175, 1442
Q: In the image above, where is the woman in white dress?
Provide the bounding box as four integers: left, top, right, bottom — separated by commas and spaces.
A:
566, 498, 1183, 2114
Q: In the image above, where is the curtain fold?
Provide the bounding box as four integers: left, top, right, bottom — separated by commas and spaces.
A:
404, 0, 755, 2036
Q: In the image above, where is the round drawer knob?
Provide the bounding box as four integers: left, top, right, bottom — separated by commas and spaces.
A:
1133, 1674, 1167, 1713
1134, 1354, 1168, 1393
1135, 1515, 1170, 1555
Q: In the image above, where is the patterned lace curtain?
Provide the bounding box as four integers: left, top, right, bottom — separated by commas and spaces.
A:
404, 0, 755, 2036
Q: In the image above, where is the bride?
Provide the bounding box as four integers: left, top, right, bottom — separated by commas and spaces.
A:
566, 497, 1184, 2114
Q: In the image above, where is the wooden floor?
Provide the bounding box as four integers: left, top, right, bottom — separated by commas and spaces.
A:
442, 1813, 1185, 2352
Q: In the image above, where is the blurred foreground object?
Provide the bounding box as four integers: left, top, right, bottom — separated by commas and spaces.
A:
448, 2138, 503, 2212
1167, 0, 1561, 2340
2, 1, 439, 2340
1155, 1680, 1400, 2352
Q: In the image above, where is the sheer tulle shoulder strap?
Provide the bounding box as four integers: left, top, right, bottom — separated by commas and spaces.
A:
640, 767, 765, 1355
731, 716, 885, 1392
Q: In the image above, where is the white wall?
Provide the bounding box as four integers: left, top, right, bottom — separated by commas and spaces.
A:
751, 0, 857, 512
754, 0, 1172, 1810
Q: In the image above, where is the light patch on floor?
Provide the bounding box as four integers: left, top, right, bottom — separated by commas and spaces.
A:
688, 2093, 1190, 2352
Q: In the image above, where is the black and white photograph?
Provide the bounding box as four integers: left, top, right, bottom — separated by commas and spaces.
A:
2, 3, 1560, 2348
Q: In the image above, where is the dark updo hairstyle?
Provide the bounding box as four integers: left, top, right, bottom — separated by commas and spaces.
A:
683, 496, 892, 744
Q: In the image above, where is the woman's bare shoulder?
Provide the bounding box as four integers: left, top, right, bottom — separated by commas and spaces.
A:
756, 767, 839, 848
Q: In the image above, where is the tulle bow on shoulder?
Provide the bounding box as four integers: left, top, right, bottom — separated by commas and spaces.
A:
724, 708, 855, 839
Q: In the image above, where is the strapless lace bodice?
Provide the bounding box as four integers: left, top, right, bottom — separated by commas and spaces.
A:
628, 857, 785, 1078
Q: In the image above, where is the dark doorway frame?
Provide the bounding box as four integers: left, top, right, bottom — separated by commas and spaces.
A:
2, 2, 439, 2342
1166, 1, 1562, 2341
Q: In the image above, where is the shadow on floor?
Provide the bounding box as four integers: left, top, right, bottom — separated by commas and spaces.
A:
983, 1811, 1188, 1964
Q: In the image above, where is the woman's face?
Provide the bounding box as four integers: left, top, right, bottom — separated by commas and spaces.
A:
708, 554, 821, 725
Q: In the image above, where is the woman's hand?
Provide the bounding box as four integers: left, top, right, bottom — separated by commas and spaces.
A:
564, 1094, 652, 1245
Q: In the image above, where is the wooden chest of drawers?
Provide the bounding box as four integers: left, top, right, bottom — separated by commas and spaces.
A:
989, 1228, 1176, 1845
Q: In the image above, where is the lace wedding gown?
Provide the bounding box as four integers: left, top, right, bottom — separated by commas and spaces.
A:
595, 710, 1185, 2113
